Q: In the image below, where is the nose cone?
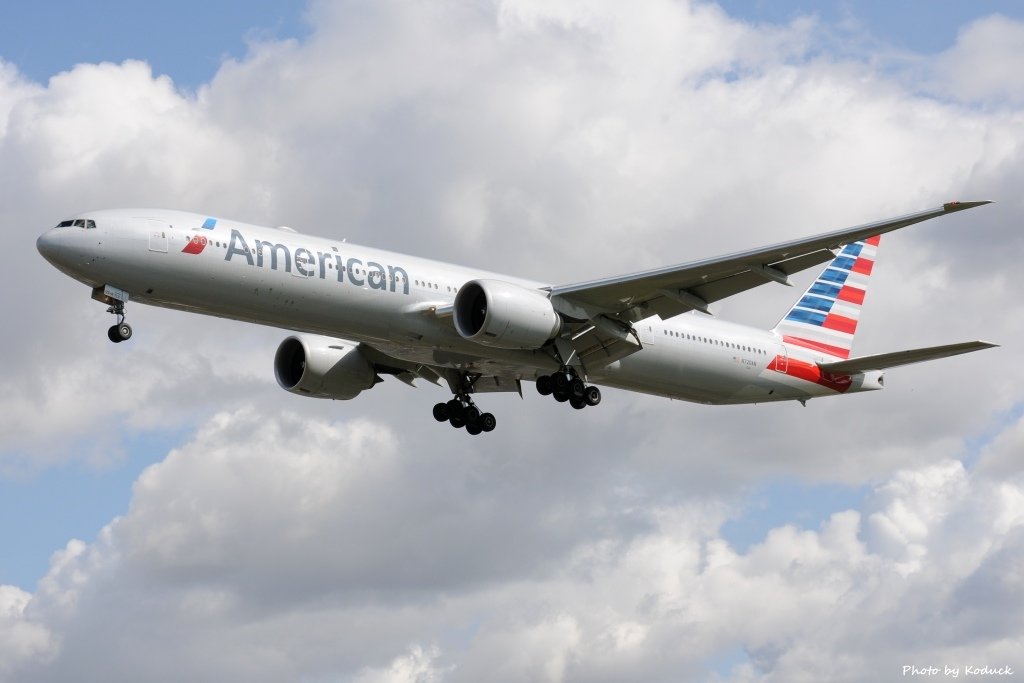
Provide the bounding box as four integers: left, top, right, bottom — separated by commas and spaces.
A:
36, 228, 64, 265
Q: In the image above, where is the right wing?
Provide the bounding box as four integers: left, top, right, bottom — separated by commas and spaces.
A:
542, 201, 991, 371
548, 201, 991, 324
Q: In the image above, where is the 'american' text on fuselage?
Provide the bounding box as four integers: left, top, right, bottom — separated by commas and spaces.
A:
225, 228, 410, 294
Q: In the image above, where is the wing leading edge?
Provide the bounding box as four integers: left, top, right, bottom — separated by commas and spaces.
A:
548, 201, 991, 323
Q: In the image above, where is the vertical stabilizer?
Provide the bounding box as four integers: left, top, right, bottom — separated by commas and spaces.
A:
771, 236, 880, 359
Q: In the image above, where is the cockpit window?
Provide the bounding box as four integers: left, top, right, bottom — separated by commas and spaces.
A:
55, 218, 97, 229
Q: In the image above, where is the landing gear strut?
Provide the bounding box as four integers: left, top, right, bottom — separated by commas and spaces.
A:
432, 373, 496, 435
105, 300, 132, 343
93, 285, 132, 343
536, 367, 601, 410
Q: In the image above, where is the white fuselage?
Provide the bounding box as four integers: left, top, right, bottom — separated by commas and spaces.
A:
37, 209, 882, 405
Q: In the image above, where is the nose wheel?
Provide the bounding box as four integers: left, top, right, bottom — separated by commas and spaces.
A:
94, 285, 133, 343
107, 321, 133, 343
106, 303, 132, 343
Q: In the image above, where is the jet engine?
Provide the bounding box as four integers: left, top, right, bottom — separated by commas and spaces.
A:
453, 279, 561, 349
274, 335, 377, 400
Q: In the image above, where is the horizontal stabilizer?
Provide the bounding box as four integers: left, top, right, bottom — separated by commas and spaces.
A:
818, 340, 998, 374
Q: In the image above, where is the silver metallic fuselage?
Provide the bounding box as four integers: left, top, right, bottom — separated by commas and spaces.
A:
37, 209, 879, 405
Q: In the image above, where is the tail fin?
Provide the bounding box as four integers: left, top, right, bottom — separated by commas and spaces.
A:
772, 235, 880, 359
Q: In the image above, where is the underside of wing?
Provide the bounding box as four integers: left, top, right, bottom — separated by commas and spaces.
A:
360, 343, 525, 395
817, 340, 998, 374
548, 201, 990, 324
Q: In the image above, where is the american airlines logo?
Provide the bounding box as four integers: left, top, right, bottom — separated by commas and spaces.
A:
180, 217, 217, 255
181, 234, 209, 254
210, 228, 411, 295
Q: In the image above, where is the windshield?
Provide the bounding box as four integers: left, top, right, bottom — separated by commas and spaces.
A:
54, 219, 96, 229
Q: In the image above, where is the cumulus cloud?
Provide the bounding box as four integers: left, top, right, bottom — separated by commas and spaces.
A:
934, 15, 1024, 104
3, 408, 1022, 682
0, 585, 55, 679
2, 0, 1024, 680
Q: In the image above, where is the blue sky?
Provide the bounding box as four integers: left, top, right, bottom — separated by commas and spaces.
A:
717, 0, 1024, 52
4, 1, 1022, 89
0, 1, 310, 89
3, 2, 1022, 681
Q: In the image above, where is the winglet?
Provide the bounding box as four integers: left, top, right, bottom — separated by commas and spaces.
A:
943, 200, 993, 213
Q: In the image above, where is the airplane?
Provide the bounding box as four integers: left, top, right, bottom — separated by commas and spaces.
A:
36, 201, 997, 435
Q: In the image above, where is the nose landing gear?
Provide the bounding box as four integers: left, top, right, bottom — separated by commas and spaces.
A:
106, 300, 132, 343
107, 318, 133, 343
93, 285, 133, 343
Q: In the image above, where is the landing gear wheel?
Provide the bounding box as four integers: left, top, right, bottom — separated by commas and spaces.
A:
437, 371, 499, 434
569, 377, 586, 399
103, 292, 132, 343
584, 385, 602, 406
570, 396, 586, 410
536, 375, 553, 396
446, 399, 464, 421
553, 390, 569, 403
552, 372, 569, 393
107, 323, 132, 343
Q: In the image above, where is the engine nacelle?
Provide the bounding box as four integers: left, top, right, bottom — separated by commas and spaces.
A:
453, 279, 561, 349
274, 335, 377, 400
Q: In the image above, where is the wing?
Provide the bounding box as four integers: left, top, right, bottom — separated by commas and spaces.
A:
548, 201, 990, 325
817, 340, 998, 374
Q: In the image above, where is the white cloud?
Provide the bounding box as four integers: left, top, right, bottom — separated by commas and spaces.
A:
354, 645, 447, 683
0, 585, 56, 679
3, 409, 1023, 682
935, 15, 1024, 104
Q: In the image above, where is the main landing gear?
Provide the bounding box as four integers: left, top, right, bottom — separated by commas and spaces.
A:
432, 373, 496, 436
432, 397, 497, 435
535, 368, 601, 410
106, 299, 132, 343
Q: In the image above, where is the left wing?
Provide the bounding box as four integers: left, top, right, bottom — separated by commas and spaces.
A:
548, 201, 990, 324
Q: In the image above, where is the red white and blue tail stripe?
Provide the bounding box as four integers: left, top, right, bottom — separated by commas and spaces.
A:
772, 235, 880, 359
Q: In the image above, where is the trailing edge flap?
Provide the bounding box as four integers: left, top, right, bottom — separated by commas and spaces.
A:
817, 340, 998, 374
569, 319, 643, 370
471, 376, 523, 394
